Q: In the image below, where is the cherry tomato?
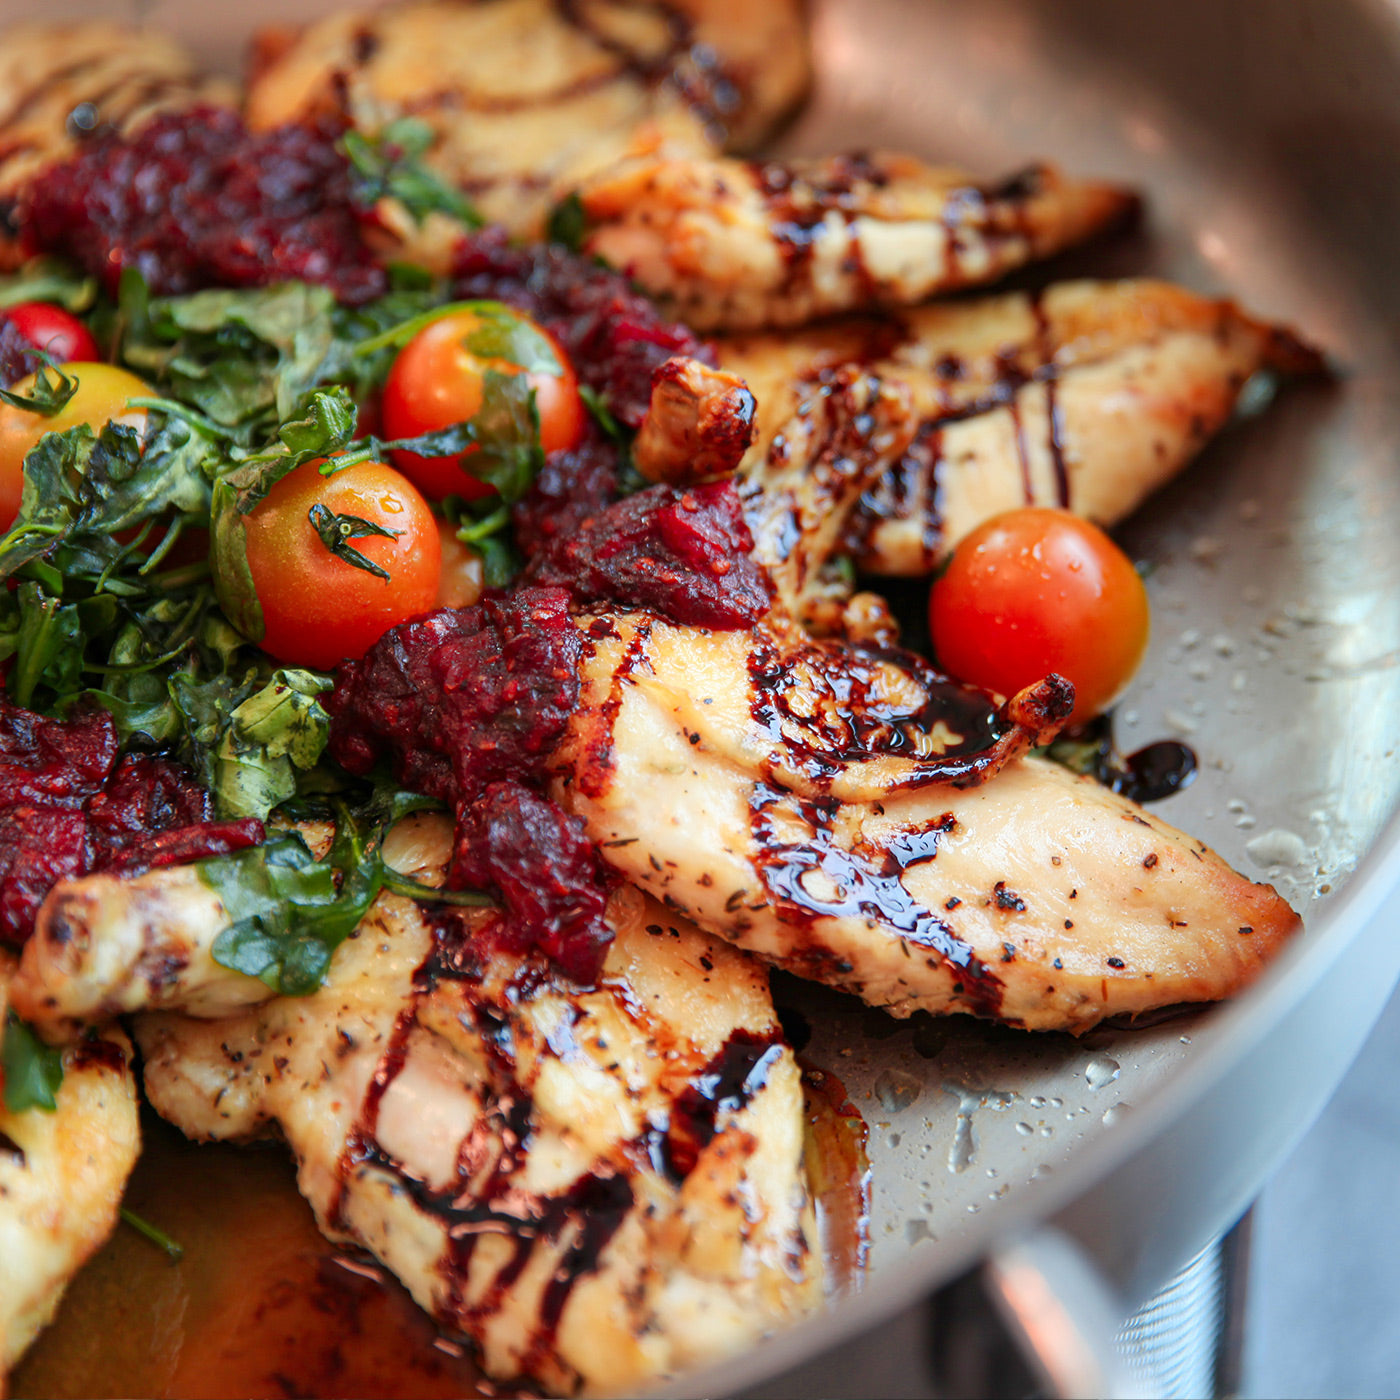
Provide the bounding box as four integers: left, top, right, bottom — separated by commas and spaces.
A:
2, 302, 99, 366
434, 516, 485, 610
0, 362, 150, 530
928, 507, 1150, 724
381, 307, 585, 501
243, 456, 441, 671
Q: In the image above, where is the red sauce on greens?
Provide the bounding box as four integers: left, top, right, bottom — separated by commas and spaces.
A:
0, 700, 262, 947
326, 588, 615, 984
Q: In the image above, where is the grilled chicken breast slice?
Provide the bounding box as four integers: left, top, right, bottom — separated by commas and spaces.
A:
10, 822, 335, 1039
0, 24, 234, 269
0, 956, 140, 1384
244, 0, 809, 253
549, 614, 1300, 1034
577, 152, 1136, 331
720, 279, 1324, 576
127, 813, 819, 1396
739, 363, 917, 622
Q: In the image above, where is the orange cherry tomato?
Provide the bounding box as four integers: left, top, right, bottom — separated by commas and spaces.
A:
242, 456, 441, 671
0, 362, 150, 530
433, 516, 485, 610
928, 507, 1150, 724
381, 307, 584, 502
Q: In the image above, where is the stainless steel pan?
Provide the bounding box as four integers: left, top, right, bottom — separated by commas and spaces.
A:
672, 0, 1400, 1393
10, 0, 1400, 1394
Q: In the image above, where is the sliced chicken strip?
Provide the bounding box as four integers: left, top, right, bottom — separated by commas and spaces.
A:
578, 152, 1136, 331
738, 363, 916, 621
130, 813, 819, 1396
0, 955, 140, 1383
11, 821, 335, 1040
244, 0, 809, 252
719, 279, 1325, 576
0, 23, 234, 268
548, 614, 1300, 1034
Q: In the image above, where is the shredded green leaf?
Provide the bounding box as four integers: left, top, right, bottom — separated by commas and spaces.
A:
203, 789, 491, 996
1, 1014, 64, 1114
0, 257, 97, 313
352, 299, 558, 373
341, 118, 483, 231
545, 192, 588, 252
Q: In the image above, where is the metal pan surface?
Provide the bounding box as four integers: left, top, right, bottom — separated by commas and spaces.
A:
674, 0, 1400, 1393
8, 0, 1400, 1394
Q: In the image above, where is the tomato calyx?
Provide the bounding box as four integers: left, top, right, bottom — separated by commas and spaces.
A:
0, 360, 78, 417
307, 501, 401, 581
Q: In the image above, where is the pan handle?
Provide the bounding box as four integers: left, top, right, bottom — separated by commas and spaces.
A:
930, 1227, 1157, 1399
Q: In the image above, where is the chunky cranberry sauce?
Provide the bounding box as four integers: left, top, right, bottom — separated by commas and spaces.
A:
0, 700, 263, 947
511, 420, 623, 561
526, 478, 773, 630
450, 227, 714, 430
327, 588, 615, 983
23, 106, 386, 304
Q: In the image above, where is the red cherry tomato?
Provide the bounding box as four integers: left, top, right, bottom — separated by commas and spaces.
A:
928, 507, 1150, 723
0, 362, 149, 531
243, 456, 441, 671
381, 307, 585, 501
2, 302, 99, 366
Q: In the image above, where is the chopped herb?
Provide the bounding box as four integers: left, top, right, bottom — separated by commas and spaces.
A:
578, 383, 621, 440
352, 299, 559, 374
205, 789, 492, 996
545, 192, 587, 252
1, 1014, 64, 1114
119, 1207, 184, 1261
0, 256, 97, 313
341, 117, 483, 231
209, 385, 366, 642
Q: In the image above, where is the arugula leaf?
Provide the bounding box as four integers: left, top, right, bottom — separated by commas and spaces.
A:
318, 283, 443, 402
341, 118, 483, 231
4, 581, 86, 708
204, 788, 490, 996
0, 257, 97, 313
459, 304, 561, 375
440, 495, 520, 589
577, 383, 621, 440
307, 503, 398, 580
121, 283, 341, 428
461, 370, 545, 501
545, 192, 587, 252
211, 669, 332, 821
0, 411, 214, 584
206, 832, 346, 995
372, 370, 543, 506
1, 1014, 63, 1114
